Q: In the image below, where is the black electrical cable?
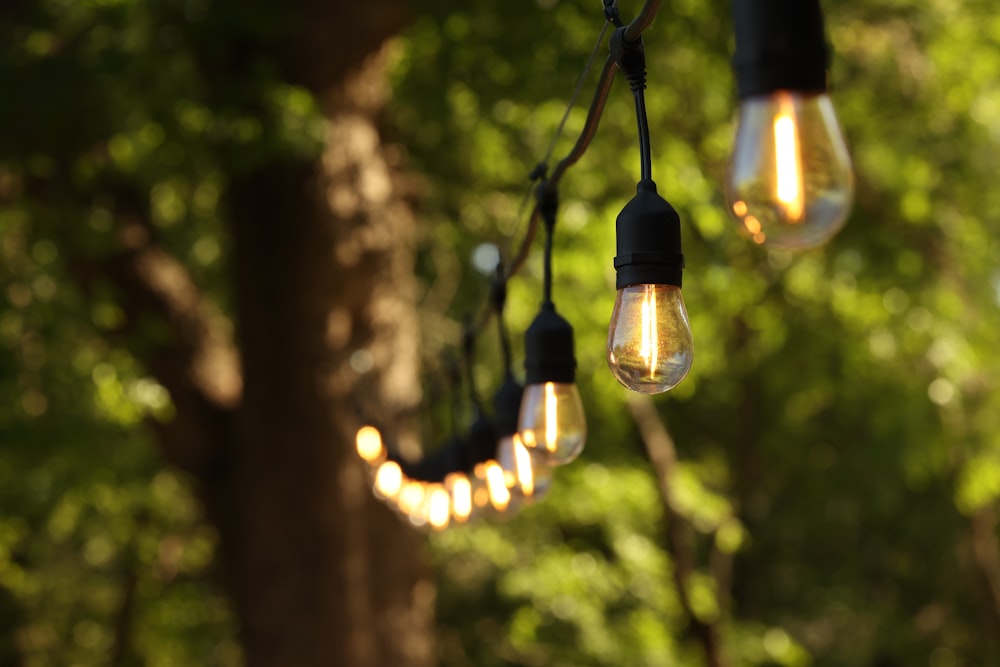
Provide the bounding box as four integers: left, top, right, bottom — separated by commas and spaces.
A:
634, 90, 652, 181
536, 183, 559, 306
475, 0, 661, 352
624, 0, 662, 42
359, 0, 667, 497
490, 266, 514, 376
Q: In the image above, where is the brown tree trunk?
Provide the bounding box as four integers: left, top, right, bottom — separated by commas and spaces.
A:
201, 34, 434, 667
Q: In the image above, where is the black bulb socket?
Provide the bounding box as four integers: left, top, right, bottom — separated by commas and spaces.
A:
399, 435, 464, 483
524, 304, 576, 385
731, 0, 830, 98
492, 375, 524, 438
614, 179, 684, 290
463, 412, 498, 470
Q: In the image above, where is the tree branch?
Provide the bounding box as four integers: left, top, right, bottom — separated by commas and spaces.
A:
970, 505, 1000, 636
627, 395, 728, 667
106, 215, 241, 476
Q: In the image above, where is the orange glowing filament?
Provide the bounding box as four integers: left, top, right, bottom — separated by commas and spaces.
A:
484, 461, 511, 511
774, 95, 804, 221
639, 285, 658, 377
397, 481, 425, 516
544, 383, 558, 451
373, 461, 403, 499
427, 485, 451, 530
355, 426, 384, 462
512, 435, 535, 496
447, 473, 472, 522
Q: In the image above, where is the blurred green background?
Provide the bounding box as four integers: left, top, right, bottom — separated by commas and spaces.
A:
3, 0, 1000, 665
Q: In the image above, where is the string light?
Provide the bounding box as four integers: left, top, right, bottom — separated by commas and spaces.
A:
726, 0, 854, 250
604, 25, 694, 395
352, 0, 853, 529
517, 185, 588, 465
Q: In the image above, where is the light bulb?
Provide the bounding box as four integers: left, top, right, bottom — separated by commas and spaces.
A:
519, 304, 586, 465
610, 180, 690, 394
726, 91, 853, 250
397, 480, 427, 524
445, 472, 474, 523
728, 0, 853, 250
425, 484, 451, 531
355, 425, 385, 463
483, 460, 511, 511
607, 283, 693, 393
497, 433, 553, 502
471, 464, 491, 509
517, 381, 586, 465
373, 460, 404, 500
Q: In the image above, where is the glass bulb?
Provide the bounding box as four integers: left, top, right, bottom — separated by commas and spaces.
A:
373, 460, 404, 500
607, 284, 693, 394
354, 425, 385, 463
445, 472, 474, 523
498, 433, 553, 503
517, 381, 586, 465
726, 91, 853, 250
483, 460, 511, 512
425, 484, 451, 531
397, 481, 427, 525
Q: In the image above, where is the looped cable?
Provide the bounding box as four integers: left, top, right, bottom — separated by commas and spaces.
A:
603, 0, 623, 27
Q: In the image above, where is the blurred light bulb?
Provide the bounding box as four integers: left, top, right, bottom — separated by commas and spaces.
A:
472, 464, 491, 509
499, 433, 554, 502
607, 284, 693, 394
426, 484, 451, 531
445, 472, 473, 522
483, 460, 511, 511
373, 460, 403, 500
397, 481, 426, 520
518, 381, 586, 465
498, 434, 538, 498
355, 425, 385, 463
726, 91, 853, 250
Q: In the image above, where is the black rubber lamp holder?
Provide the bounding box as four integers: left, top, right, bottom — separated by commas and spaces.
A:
492, 374, 524, 439
614, 180, 684, 289
731, 0, 831, 99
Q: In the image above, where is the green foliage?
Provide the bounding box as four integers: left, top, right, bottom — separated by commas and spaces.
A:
393, 0, 1000, 665
5, 0, 1000, 665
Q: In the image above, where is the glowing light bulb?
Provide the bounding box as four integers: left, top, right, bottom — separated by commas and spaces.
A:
355, 425, 385, 463
373, 460, 403, 499
610, 180, 690, 394
607, 283, 693, 394
518, 381, 586, 465
518, 304, 586, 465
726, 91, 852, 250
497, 433, 553, 502
426, 484, 451, 531
472, 464, 491, 509
445, 472, 473, 522
483, 460, 511, 511
397, 481, 426, 521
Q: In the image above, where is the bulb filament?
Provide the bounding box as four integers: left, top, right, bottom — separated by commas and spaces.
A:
774, 94, 804, 221
448, 473, 472, 521
544, 382, 558, 451
512, 435, 535, 496
484, 461, 511, 510
427, 485, 451, 530
639, 285, 658, 378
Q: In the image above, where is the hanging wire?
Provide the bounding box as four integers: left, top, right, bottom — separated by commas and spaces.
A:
501, 2, 663, 287
495, 17, 613, 281
472, 0, 664, 334
540, 20, 612, 173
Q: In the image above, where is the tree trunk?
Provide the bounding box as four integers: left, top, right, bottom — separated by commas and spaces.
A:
199, 5, 433, 665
